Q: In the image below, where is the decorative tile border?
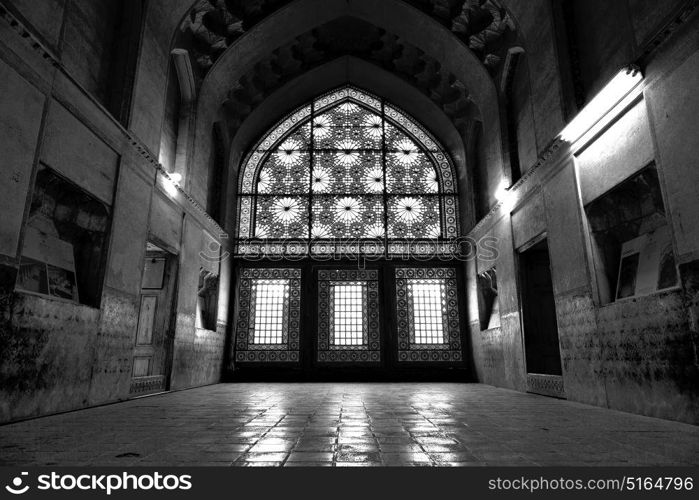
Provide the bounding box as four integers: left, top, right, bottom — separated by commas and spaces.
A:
129, 375, 166, 395
527, 373, 566, 399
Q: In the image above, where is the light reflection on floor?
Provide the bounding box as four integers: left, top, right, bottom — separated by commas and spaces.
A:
0, 383, 697, 466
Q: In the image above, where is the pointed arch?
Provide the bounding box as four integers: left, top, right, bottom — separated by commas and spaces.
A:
191, 0, 504, 209
235, 86, 460, 255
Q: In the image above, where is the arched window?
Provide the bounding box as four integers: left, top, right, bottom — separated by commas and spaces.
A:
233, 88, 465, 368
236, 87, 459, 256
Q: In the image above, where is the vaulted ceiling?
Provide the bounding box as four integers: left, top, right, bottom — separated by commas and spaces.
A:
178, 0, 517, 77
219, 17, 478, 137
179, 0, 513, 178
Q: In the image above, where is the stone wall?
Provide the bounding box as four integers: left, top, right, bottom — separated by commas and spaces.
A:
0, 2, 227, 423
1, 0, 698, 426
466, 5, 699, 424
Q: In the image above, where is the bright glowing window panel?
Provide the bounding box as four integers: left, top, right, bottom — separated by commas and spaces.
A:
408, 279, 446, 344
387, 195, 441, 239
236, 86, 460, 250
254, 196, 309, 239
312, 195, 384, 239
331, 282, 367, 346
251, 279, 289, 344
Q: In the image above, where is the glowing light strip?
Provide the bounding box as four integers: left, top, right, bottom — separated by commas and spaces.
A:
560, 66, 644, 148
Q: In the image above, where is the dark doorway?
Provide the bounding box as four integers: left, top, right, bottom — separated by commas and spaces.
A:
519, 238, 562, 375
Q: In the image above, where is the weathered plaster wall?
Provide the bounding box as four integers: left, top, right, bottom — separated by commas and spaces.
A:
559, 0, 685, 102
1, 0, 698, 426
5, 0, 66, 50
576, 100, 655, 205
1, 294, 100, 420
41, 99, 119, 203
0, 57, 45, 258
6, 0, 121, 105
597, 290, 696, 421
467, 8, 699, 424
645, 21, 699, 261
491, 0, 689, 205
59, 0, 121, 104
469, 155, 699, 425
159, 64, 181, 173
505, 0, 566, 154
170, 217, 226, 390
510, 53, 538, 174
130, 0, 192, 155
0, 3, 227, 423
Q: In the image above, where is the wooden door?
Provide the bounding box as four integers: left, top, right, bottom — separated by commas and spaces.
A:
130, 247, 178, 395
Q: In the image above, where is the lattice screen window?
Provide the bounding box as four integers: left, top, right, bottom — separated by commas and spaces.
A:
331, 282, 367, 346
317, 269, 380, 363
250, 279, 289, 344
236, 86, 460, 257
234, 268, 301, 363
395, 268, 462, 362
408, 279, 446, 344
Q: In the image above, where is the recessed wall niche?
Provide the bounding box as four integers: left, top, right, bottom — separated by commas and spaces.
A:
15, 166, 110, 307
584, 165, 679, 304
196, 267, 219, 331
477, 267, 500, 330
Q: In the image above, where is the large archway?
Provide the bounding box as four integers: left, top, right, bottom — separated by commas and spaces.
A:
230, 86, 468, 379
188, 0, 505, 208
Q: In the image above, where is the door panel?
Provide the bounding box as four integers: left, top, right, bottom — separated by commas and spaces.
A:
130, 247, 178, 396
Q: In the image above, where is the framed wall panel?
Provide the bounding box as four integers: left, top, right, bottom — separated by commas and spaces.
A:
136, 295, 157, 345
142, 258, 166, 289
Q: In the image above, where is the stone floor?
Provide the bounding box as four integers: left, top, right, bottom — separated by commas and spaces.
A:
1, 383, 698, 467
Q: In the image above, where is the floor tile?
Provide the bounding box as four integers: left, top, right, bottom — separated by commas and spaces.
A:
286, 452, 334, 462
237, 452, 289, 462
335, 451, 382, 463
1, 383, 697, 468
283, 462, 334, 467
381, 452, 432, 464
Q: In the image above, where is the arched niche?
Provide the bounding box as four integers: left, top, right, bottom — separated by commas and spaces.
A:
220, 56, 475, 237
189, 0, 503, 210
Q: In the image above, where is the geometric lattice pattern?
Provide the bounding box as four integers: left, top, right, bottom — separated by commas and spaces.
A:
250, 280, 288, 344
395, 268, 463, 362
409, 279, 447, 344
234, 268, 301, 363
317, 269, 381, 363
331, 283, 366, 346
237, 87, 459, 255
